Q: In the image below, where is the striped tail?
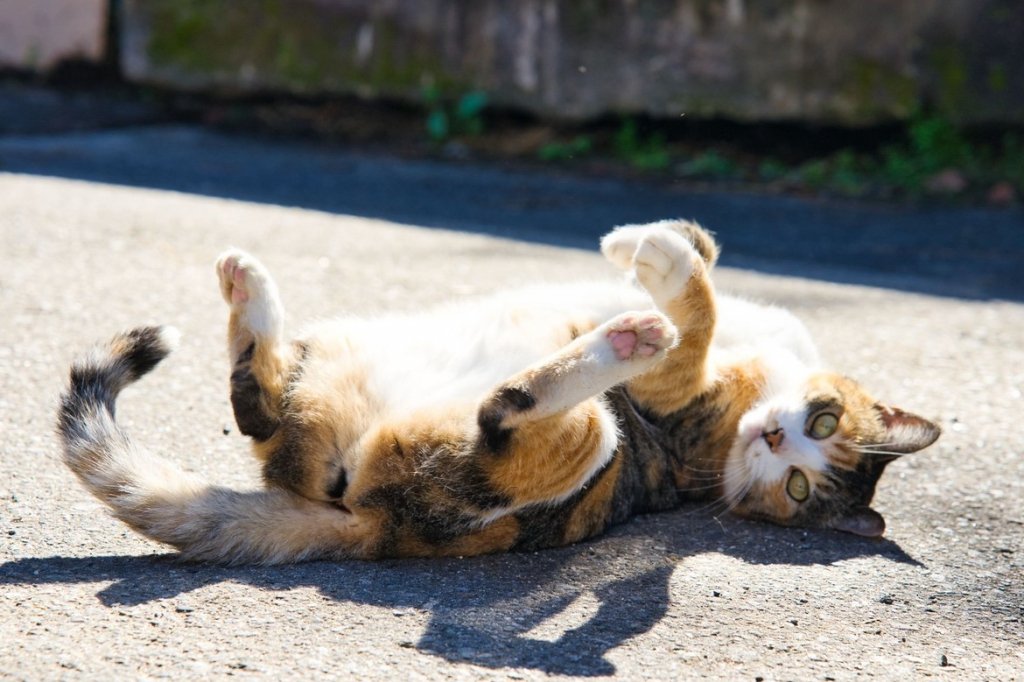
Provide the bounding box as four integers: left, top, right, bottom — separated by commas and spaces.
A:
57, 326, 362, 565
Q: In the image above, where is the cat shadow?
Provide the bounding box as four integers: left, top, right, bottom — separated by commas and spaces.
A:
0, 511, 920, 677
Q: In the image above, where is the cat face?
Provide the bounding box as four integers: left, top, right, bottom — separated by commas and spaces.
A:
722, 372, 940, 536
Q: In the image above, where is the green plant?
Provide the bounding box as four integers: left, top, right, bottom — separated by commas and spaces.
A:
829, 149, 869, 195
797, 159, 831, 189
538, 135, 593, 162
877, 114, 976, 192
678, 150, 739, 179
757, 158, 789, 182
907, 115, 973, 171
423, 87, 488, 142
998, 133, 1024, 188
614, 119, 671, 170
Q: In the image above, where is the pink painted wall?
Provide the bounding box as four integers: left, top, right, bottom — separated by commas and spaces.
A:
0, 0, 107, 71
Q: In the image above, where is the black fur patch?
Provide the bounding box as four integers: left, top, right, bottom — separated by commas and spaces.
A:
262, 429, 308, 492
817, 458, 890, 517
496, 385, 537, 412
358, 440, 514, 554
326, 469, 348, 500
67, 365, 112, 411
229, 344, 280, 442
477, 386, 536, 454
605, 387, 683, 515
477, 414, 512, 452
57, 393, 102, 437
122, 327, 171, 379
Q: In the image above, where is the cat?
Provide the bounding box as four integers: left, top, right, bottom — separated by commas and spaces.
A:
58, 220, 940, 565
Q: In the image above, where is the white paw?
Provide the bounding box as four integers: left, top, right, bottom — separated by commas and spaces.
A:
600, 224, 650, 270
215, 250, 283, 337
604, 311, 677, 361
632, 230, 698, 303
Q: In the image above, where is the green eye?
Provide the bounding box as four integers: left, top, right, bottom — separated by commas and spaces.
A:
808, 412, 839, 439
786, 469, 809, 502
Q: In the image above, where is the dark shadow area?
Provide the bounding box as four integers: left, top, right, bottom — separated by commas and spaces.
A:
0, 511, 920, 676
0, 124, 1021, 301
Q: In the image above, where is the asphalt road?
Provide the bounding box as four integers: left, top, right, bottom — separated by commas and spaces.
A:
0, 121, 1022, 680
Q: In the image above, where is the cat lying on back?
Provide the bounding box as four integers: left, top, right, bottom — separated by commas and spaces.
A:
58, 220, 940, 565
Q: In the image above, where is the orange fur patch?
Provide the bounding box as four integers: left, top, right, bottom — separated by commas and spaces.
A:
627, 260, 716, 415
486, 403, 608, 505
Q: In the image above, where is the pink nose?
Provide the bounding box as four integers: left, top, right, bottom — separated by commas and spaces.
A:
763, 427, 785, 452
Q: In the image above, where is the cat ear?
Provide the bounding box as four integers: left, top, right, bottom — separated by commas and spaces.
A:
874, 404, 941, 454
832, 507, 886, 537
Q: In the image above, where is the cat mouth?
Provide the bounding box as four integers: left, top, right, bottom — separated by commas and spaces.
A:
333, 501, 352, 514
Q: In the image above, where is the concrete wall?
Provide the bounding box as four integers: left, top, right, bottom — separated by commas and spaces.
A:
5, 0, 1022, 125
118, 0, 1024, 125
0, 0, 107, 71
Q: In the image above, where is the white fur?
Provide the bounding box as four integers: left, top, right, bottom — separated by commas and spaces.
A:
317, 281, 654, 418
706, 290, 833, 505
719, 338, 827, 504
217, 250, 285, 341
632, 229, 698, 305
712, 296, 819, 369
306, 279, 817, 426
734, 391, 830, 482
158, 326, 182, 353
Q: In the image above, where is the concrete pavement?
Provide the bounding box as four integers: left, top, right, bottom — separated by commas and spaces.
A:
0, 125, 1022, 680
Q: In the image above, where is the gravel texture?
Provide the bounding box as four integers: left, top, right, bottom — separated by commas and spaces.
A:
0, 130, 1022, 680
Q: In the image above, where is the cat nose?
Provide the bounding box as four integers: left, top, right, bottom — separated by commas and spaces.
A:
762, 427, 785, 452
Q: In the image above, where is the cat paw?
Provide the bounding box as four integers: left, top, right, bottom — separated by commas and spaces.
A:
632, 230, 700, 303
600, 225, 645, 270
605, 311, 677, 361
600, 219, 718, 271
215, 250, 283, 337
216, 250, 270, 307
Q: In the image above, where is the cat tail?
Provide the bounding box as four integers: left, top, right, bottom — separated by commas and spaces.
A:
57, 326, 363, 565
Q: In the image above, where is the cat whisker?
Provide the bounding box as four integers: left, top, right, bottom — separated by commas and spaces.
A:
688, 482, 750, 528
682, 480, 729, 493
853, 447, 907, 457
682, 469, 750, 494
680, 463, 727, 475
682, 466, 749, 493
724, 479, 754, 513
683, 472, 752, 517
853, 441, 900, 450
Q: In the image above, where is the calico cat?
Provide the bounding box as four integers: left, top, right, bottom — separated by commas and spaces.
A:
58, 220, 940, 565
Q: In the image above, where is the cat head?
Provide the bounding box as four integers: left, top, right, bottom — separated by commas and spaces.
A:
723, 372, 940, 537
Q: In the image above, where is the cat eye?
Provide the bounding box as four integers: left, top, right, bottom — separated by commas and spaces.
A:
786, 469, 810, 502
807, 412, 839, 439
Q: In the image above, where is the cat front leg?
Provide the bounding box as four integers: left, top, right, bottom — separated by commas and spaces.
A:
470, 310, 678, 510
215, 250, 296, 442
478, 310, 678, 440
621, 226, 718, 415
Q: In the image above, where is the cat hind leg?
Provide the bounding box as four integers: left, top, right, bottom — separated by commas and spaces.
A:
619, 226, 718, 415
216, 250, 285, 353
215, 250, 295, 442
